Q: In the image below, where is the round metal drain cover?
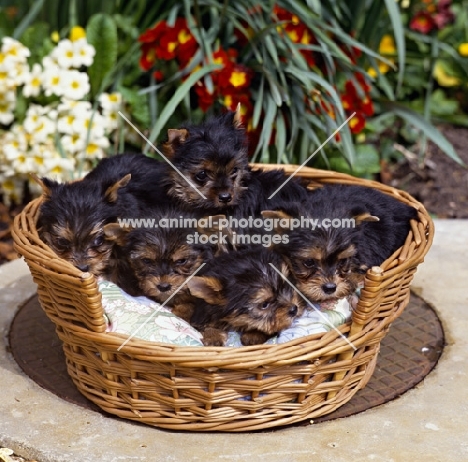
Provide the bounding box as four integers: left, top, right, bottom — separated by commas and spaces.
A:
8, 293, 444, 425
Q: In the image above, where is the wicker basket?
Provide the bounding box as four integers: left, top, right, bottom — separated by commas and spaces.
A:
12, 165, 434, 432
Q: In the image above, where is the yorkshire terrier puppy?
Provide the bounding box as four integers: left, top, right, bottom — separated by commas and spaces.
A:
34, 153, 167, 276
103, 207, 224, 321
263, 184, 418, 303
187, 246, 305, 346
160, 108, 249, 214
34, 172, 132, 276
84, 152, 168, 209
160, 107, 308, 217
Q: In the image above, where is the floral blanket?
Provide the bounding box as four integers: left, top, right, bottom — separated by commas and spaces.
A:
99, 279, 356, 347
99, 279, 204, 346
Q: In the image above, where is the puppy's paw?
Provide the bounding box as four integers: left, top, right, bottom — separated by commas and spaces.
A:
240, 331, 269, 346
202, 327, 228, 346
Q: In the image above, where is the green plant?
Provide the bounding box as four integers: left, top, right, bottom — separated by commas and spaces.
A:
0, 0, 464, 190
354, 0, 467, 167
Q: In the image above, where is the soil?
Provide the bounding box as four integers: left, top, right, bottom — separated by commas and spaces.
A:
1, 126, 467, 265
388, 125, 468, 218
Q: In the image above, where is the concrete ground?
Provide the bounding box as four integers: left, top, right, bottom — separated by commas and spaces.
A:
0, 219, 467, 462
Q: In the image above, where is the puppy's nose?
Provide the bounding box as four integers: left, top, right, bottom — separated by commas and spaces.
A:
322, 282, 337, 294
218, 192, 232, 203
76, 263, 89, 272
157, 282, 172, 292
289, 305, 298, 317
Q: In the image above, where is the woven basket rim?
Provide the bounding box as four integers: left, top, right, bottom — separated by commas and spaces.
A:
12, 164, 434, 359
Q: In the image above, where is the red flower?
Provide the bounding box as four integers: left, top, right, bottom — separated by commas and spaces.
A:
157, 29, 179, 60
300, 49, 316, 67
138, 18, 199, 71
140, 44, 157, 71
349, 112, 366, 134
194, 82, 217, 112
341, 94, 354, 112
234, 20, 254, 47
218, 64, 253, 90
173, 18, 198, 67
340, 76, 374, 132
212, 48, 236, 69
344, 80, 358, 99
153, 70, 164, 81
360, 97, 374, 117
354, 72, 371, 93
221, 92, 253, 120
410, 11, 436, 34
138, 21, 167, 44
320, 99, 336, 119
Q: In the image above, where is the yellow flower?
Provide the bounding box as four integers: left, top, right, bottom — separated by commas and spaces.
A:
379, 35, 396, 56
367, 61, 391, 78
458, 43, 468, 57
177, 29, 191, 45
229, 71, 248, 87
51, 31, 60, 43
70, 26, 86, 42
433, 61, 461, 87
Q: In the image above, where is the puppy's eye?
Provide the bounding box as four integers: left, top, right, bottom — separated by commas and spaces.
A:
175, 258, 188, 265
195, 171, 207, 181
92, 235, 104, 247
356, 267, 368, 275
261, 301, 270, 310
56, 237, 69, 249
231, 167, 238, 175
141, 258, 153, 265
303, 259, 316, 269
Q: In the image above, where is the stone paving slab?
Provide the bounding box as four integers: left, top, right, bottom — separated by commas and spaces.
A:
0, 219, 467, 462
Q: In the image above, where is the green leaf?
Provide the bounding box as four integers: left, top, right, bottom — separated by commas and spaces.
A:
327, 144, 380, 178
260, 96, 277, 163
285, 67, 355, 165
382, 0, 405, 97
381, 101, 464, 165
118, 86, 151, 127
252, 75, 264, 130
275, 111, 286, 164
12, 0, 45, 40
20, 22, 50, 64
86, 13, 118, 97
145, 63, 221, 151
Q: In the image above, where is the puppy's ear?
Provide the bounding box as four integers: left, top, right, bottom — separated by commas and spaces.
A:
104, 174, 131, 203
162, 128, 189, 159
187, 276, 226, 305
354, 212, 380, 225
233, 103, 243, 129
261, 210, 294, 235
30, 173, 56, 199
103, 223, 130, 245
